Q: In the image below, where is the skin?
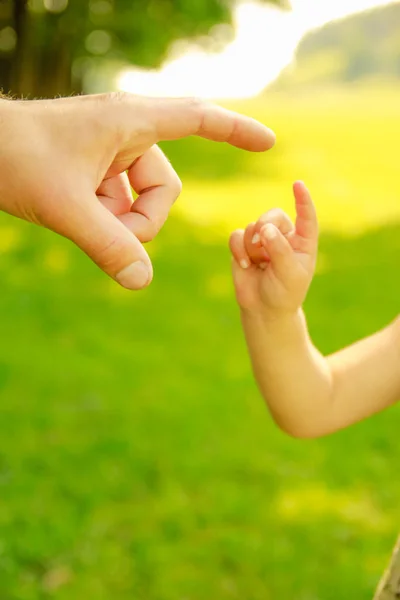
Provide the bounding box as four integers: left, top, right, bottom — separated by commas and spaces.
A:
229, 182, 400, 438
0, 92, 275, 290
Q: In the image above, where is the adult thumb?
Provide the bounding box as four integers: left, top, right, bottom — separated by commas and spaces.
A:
59, 193, 153, 290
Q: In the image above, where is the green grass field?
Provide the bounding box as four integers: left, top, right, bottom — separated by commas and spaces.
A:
0, 86, 400, 599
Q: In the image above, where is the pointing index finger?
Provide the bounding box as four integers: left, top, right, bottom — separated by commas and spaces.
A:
293, 181, 318, 242
147, 97, 276, 152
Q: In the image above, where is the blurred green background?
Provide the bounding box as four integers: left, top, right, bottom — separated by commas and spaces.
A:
1, 1, 400, 599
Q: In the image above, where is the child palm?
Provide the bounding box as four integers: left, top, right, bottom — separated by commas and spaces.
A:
229, 182, 318, 315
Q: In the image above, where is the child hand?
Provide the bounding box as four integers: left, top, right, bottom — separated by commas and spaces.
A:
229, 181, 318, 317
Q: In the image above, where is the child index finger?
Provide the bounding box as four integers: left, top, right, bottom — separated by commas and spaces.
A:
293, 181, 318, 242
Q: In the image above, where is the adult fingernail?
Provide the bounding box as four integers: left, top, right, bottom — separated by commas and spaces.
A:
116, 261, 151, 290
240, 259, 250, 269
252, 233, 260, 244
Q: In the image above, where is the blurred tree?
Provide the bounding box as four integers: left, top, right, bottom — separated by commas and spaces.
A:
0, 0, 288, 98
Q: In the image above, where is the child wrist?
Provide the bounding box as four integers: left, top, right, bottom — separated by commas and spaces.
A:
240, 305, 303, 327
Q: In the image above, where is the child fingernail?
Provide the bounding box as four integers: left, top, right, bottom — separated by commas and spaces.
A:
252, 233, 260, 244
240, 259, 250, 269
259, 262, 268, 270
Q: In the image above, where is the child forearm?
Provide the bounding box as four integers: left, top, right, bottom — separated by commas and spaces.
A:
242, 308, 332, 437
326, 316, 400, 431
242, 309, 400, 438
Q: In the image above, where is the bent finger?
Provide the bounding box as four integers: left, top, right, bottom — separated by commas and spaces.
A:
120, 145, 182, 243
229, 229, 251, 270
260, 223, 297, 280
252, 208, 294, 247
97, 172, 133, 216
244, 222, 269, 264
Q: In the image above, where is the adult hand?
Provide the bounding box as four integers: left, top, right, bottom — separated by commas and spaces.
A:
0, 93, 275, 289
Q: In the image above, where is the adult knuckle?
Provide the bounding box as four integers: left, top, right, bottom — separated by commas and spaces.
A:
102, 90, 128, 105
170, 173, 183, 198
141, 219, 162, 243
185, 96, 206, 111
100, 91, 155, 144
147, 220, 160, 239
185, 97, 208, 133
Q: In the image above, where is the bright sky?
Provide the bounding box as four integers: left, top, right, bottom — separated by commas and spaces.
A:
118, 0, 397, 99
